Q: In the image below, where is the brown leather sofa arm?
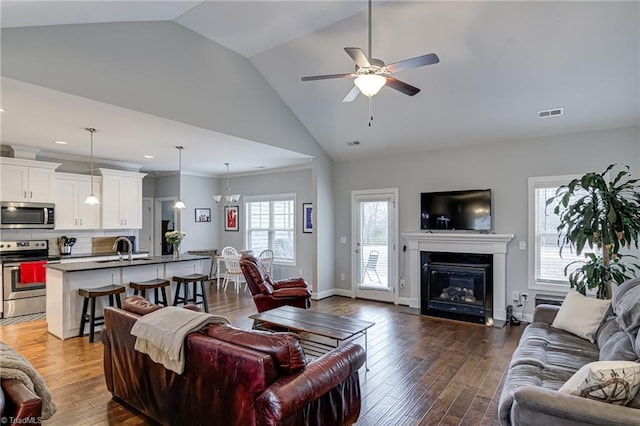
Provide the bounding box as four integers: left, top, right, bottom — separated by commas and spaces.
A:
256, 342, 365, 425
272, 278, 308, 290
1, 378, 42, 423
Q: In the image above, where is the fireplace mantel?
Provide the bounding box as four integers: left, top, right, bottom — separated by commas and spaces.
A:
402, 232, 514, 322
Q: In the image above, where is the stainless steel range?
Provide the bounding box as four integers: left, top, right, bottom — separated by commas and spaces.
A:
1, 240, 60, 318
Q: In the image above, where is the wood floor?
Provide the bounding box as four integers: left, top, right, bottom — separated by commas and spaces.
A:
0, 285, 524, 425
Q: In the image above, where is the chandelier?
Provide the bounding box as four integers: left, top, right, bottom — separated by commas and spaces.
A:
213, 162, 240, 205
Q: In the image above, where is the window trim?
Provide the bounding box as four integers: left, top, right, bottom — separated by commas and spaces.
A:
527, 174, 582, 293
244, 193, 297, 266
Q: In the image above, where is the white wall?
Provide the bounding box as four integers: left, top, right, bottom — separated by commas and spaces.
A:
333, 125, 640, 316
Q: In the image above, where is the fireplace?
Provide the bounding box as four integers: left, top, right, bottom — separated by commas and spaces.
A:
421, 252, 493, 324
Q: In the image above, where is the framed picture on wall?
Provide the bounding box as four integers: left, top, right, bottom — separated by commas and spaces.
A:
195, 208, 211, 223
224, 206, 239, 231
303, 203, 313, 233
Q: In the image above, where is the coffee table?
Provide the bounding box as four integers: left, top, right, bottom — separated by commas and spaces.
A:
249, 305, 375, 370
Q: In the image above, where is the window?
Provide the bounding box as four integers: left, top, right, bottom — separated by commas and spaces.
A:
245, 194, 296, 264
528, 175, 589, 291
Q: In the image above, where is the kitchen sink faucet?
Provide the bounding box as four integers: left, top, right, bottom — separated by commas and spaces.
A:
113, 237, 133, 262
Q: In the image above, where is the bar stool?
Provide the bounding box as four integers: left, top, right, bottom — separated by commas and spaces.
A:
129, 278, 171, 306
172, 273, 209, 313
78, 285, 125, 343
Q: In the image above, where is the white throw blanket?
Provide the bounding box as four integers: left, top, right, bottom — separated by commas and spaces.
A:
130, 307, 230, 374
0, 341, 57, 420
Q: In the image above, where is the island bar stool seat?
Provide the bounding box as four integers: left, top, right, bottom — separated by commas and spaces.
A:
172, 273, 209, 313
129, 278, 171, 306
78, 285, 125, 343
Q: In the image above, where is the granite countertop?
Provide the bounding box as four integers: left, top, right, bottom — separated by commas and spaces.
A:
59, 251, 150, 260
46, 254, 209, 272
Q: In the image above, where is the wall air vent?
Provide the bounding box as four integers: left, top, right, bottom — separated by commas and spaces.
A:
538, 108, 564, 118
346, 141, 361, 146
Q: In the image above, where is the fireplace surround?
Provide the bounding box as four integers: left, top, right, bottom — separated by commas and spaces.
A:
402, 232, 513, 323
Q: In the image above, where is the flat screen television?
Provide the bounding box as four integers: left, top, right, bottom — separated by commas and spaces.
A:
420, 189, 492, 231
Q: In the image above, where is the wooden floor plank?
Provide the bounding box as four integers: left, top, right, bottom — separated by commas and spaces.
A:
0, 285, 524, 425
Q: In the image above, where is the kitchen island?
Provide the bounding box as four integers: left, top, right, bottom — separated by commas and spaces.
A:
46, 254, 209, 339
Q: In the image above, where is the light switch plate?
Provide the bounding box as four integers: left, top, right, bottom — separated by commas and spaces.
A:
519, 241, 526, 250
340, 236, 347, 244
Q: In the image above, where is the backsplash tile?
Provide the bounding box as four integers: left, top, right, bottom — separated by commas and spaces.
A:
0, 229, 139, 255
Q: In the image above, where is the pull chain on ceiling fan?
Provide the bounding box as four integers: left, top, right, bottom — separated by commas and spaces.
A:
301, 0, 440, 118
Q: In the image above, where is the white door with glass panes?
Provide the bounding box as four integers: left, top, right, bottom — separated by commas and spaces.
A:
352, 189, 398, 303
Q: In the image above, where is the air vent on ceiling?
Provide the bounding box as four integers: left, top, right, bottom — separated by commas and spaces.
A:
346, 141, 361, 147
538, 108, 564, 118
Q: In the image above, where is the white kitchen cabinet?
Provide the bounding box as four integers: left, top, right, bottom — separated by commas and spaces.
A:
0, 158, 60, 202
99, 169, 146, 229
54, 173, 101, 230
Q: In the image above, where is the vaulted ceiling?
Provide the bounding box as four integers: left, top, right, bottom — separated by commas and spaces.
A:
1, 1, 638, 174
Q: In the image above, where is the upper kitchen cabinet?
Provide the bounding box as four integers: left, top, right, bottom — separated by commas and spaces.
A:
0, 158, 61, 203
99, 169, 146, 229
54, 173, 102, 230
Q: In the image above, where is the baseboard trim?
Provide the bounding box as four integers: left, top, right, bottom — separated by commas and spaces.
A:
313, 288, 354, 300
397, 297, 419, 308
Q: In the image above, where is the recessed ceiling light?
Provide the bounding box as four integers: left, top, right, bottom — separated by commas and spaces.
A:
254, 166, 265, 169
144, 155, 155, 159
54, 140, 68, 145
346, 141, 361, 146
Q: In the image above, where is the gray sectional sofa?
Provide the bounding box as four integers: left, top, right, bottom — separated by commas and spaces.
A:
499, 279, 640, 426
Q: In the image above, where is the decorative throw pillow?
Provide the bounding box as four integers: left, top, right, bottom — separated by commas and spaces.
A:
559, 361, 640, 405
551, 290, 611, 342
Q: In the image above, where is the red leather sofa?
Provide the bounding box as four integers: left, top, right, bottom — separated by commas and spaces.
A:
0, 379, 42, 424
101, 297, 365, 426
240, 252, 311, 312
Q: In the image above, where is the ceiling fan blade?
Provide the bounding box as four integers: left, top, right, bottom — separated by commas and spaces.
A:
344, 47, 371, 68
342, 85, 360, 103
386, 53, 439, 73
301, 73, 354, 81
386, 77, 420, 96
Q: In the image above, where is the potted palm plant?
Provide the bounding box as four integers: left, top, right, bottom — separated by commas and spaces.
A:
548, 164, 640, 298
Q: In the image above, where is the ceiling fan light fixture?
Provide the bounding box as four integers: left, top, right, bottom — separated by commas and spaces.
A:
354, 74, 386, 97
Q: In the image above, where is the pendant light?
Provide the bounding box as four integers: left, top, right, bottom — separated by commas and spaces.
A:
84, 127, 100, 205
213, 162, 240, 205
173, 146, 186, 209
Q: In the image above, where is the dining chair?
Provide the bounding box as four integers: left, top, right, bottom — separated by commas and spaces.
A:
258, 249, 274, 277
222, 246, 244, 293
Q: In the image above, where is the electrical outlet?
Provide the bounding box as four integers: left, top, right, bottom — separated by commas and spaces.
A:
519, 241, 527, 250
521, 292, 529, 301
340, 273, 345, 281
512, 291, 520, 302
399, 279, 406, 288
299, 269, 303, 276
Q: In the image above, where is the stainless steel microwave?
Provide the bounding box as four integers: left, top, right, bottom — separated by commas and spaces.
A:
0, 202, 55, 229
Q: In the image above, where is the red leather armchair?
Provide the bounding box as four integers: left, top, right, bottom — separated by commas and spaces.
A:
240, 252, 311, 312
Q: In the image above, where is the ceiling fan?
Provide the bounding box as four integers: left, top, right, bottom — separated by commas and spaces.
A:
301, 0, 440, 103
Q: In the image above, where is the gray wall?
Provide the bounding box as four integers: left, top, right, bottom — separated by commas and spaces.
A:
333, 125, 640, 316
146, 174, 221, 254
218, 168, 315, 287
2, 20, 334, 291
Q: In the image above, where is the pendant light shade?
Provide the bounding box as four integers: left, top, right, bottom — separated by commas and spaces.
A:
213, 163, 240, 206
174, 146, 186, 209
84, 127, 100, 205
